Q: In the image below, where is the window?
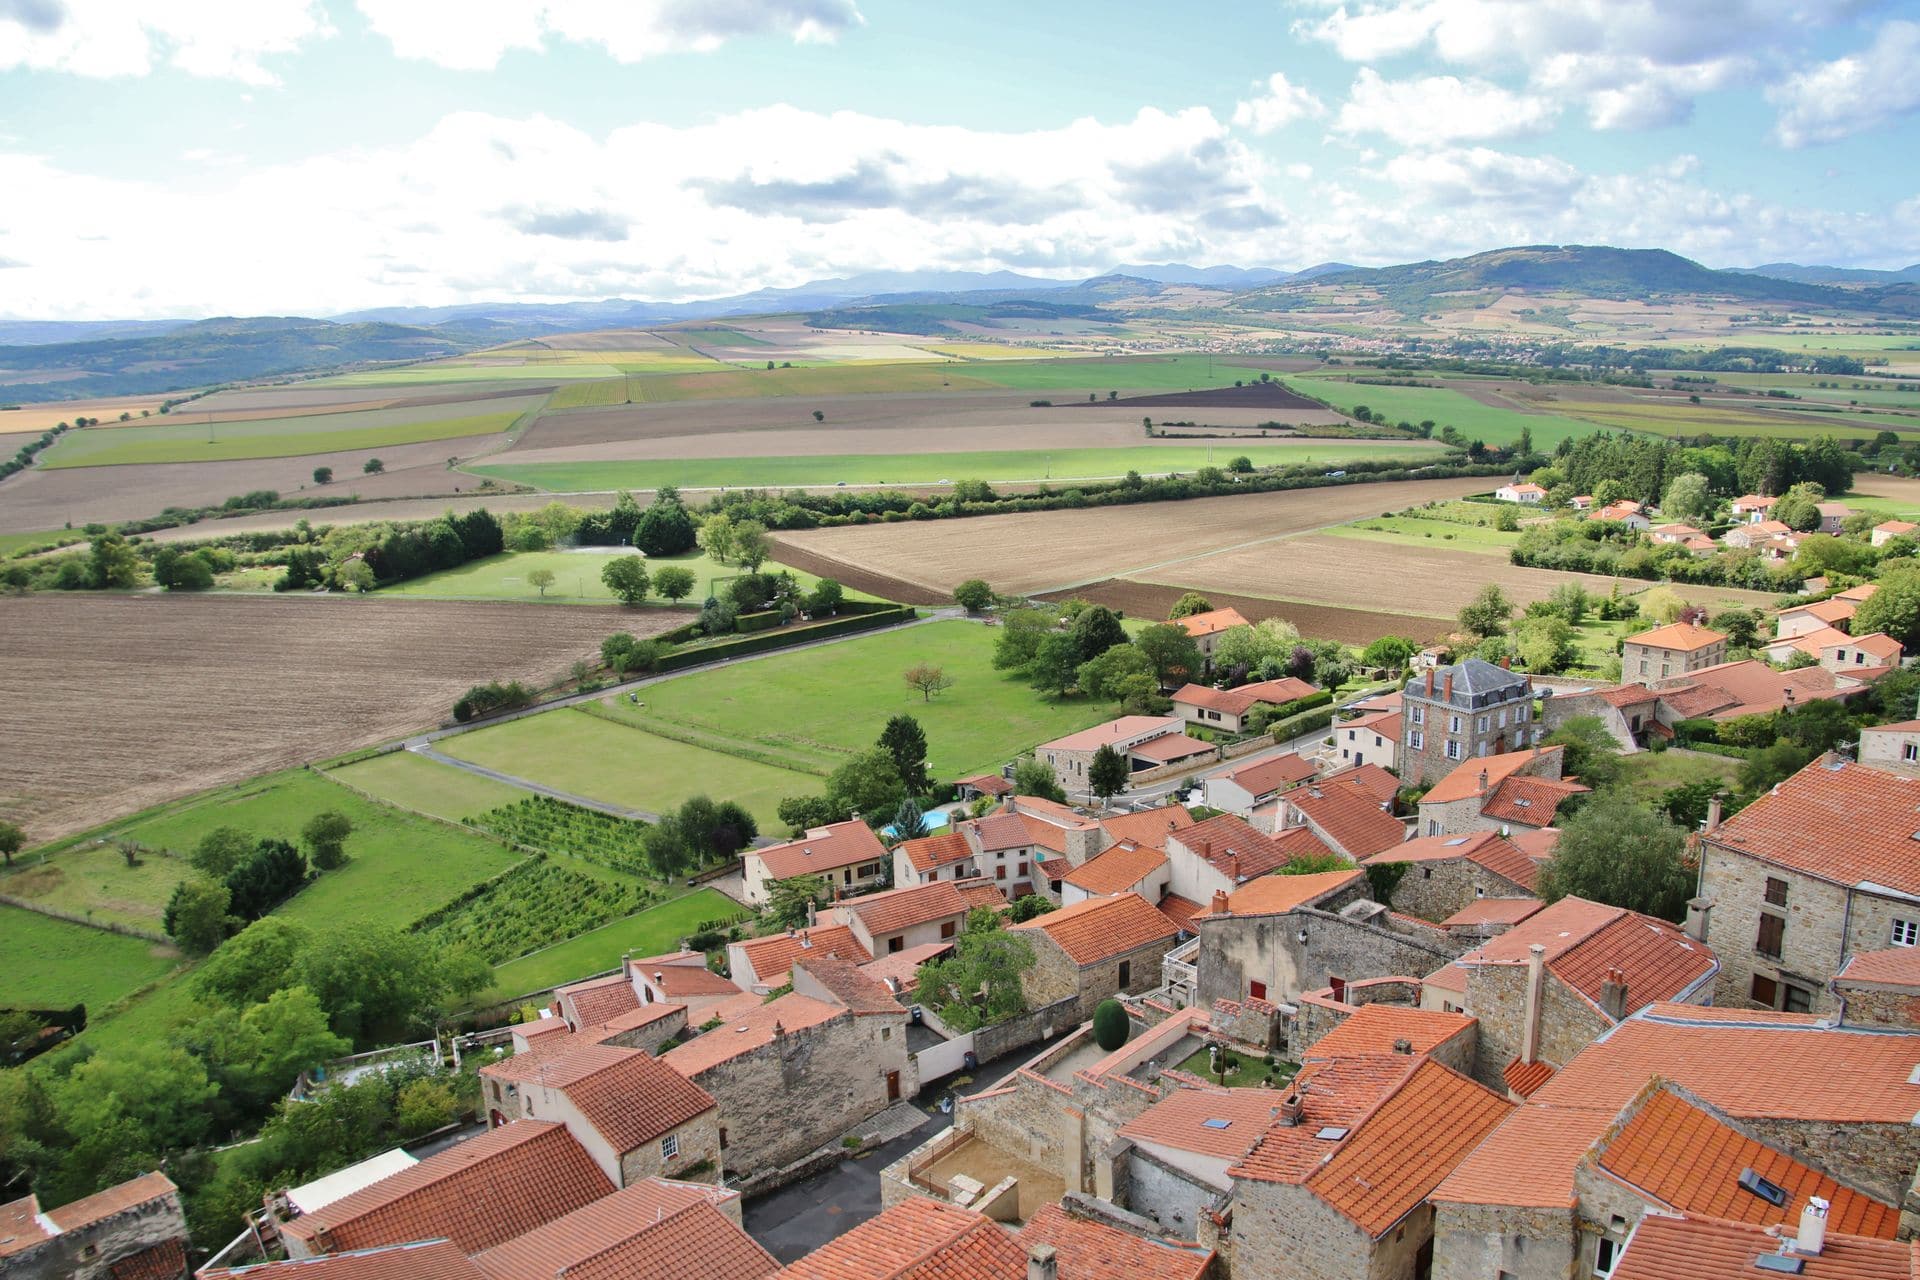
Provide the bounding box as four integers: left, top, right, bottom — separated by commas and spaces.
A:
1422, 867, 1432, 879
1661, 663, 1671, 678
1445, 739, 1462, 761
1906, 743, 1919, 763
1018, 861, 1029, 876
662, 1133, 680, 1159
1498, 708, 1508, 728
996, 865, 1006, 881
940, 920, 957, 939
1476, 715, 1489, 733
1449, 715, 1462, 733
1409, 730, 1424, 750
1249, 980, 1267, 1000
1117, 960, 1132, 987
1764, 877, 1788, 907
1756, 913, 1785, 960
720, 1126, 729, 1149
882, 1026, 891, 1040
1783, 983, 1813, 1014
1596, 1236, 1623, 1279
1638, 659, 1648, 675
889, 936, 904, 953
1410, 705, 1424, 725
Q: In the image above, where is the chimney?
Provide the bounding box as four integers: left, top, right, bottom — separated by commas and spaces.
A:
1684, 896, 1712, 943
1027, 1243, 1059, 1280
1001, 794, 1015, 814
1703, 794, 1723, 835
1195, 838, 1212, 861
1276, 1092, 1305, 1126
806, 900, 818, 928
1796, 1198, 1829, 1256
1229, 854, 1243, 884
653, 971, 665, 985
1521, 943, 1547, 1066
1477, 769, 1489, 795
771, 1019, 785, 1038
1425, 668, 1435, 696
1499, 655, 1511, 670
1392, 1037, 1414, 1055
1210, 888, 1230, 916
1443, 672, 1454, 703
1599, 967, 1629, 1022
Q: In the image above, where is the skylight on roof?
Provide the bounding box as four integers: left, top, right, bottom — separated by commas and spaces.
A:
1314, 1126, 1349, 1141
1202, 1118, 1232, 1129
1443, 837, 1469, 846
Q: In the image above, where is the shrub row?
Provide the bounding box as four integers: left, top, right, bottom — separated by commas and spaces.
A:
1268, 706, 1336, 742
650, 607, 918, 674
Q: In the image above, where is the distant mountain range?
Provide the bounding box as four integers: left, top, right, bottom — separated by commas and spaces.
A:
1728, 262, 1920, 285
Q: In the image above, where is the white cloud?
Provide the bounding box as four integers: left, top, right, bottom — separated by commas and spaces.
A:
354, 0, 864, 71
1770, 19, 1920, 147
0, 0, 330, 84
1378, 146, 1581, 209
1232, 72, 1326, 134
1335, 68, 1558, 144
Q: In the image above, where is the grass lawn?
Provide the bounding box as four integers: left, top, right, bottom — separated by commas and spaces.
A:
39, 401, 534, 468
470, 440, 1444, 493
0, 843, 196, 934
329, 752, 533, 823
385, 547, 877, 606
483, 888, 735, 1001
599, 619, 1111, 779
0, 906, 183, 1010
1327, 515, 1520, 556
1616, 749, 1743, 805
1172, 1042, 1298, 1087
1284, 375, 1596, 448
318, 364, 626, 386
441, 708, 811, 827
0, 530, 75, 557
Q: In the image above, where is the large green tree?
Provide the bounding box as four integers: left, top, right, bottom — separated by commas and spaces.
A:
1544, 715, 1623, 789
1078, 643, 1155, 704
1028, 633, 1084, 699
1088, 744, 1130, 803
600, 556, 651, 605
1167, 593, 1214, 619
163, 876, 232, 957
827, 749, 907, 821
879, 715, 932, 794
1070, 605, 1128, 663
1134, 622, 1203, 687
1853, 563, 1920, 650
1012, 758, 1067, 803
1458, 584, 1514, 638
1536, 793, 1693, 921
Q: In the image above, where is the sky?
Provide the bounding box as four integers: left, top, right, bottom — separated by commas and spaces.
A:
1, 0, 1919, 319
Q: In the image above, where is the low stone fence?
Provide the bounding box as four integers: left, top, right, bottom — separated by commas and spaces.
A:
974, 995, 1080, 1063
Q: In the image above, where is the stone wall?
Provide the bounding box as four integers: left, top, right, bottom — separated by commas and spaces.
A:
1025, 931, 1177, 1024
1741, 1116, 1920, 1206
600, 1007, 689, 1055
1699, 846, 1850, 1014
1430, 1200, 1578, 1280
1465, 964, 1609, 1091
1835, 981, 1920, 1030
1233, 1178, 1431, 1280
1123, 1145, 1219, 1239
3, 1189, 188, 1280
1210, 996, 1282, 1052
1018, 931, 1083, 1010
1388, 858, 1534, 922
959, 1079, 1077, 1175
1195, 906, 1465, 1012
622, 1111, 722, 1186
975, 994, 1080, 1064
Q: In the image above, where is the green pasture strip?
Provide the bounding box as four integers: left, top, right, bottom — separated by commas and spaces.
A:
1282, 375, 1599, 449
326, 751, 533, 824
41, 409, 525, 468
0, 906, 182, 1010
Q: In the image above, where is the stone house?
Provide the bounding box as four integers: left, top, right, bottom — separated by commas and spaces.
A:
1116, 1084, 1292, 1237
1776, 595, 1858, 639
1420, 895, 1718, 1095
1228, 1056, 1513, 1280
1535, 683, 1659, 752
1413, 744, 1582, 837
1858, 719, 1920, 768
831, 879, 971, 955
1399, 659, 1536, 787
893, 808, 1047, 891
1697, 754, 1920, 1016
1175, 605, 1251, 664
1036, 716, 1215, 793
725, 923, 871, 994
465, 1178, 776, 1280
1621, 621, 1727, 682
1831, 946, 1920, 1029
1291, 999, 1479, 1074
738, 819, 890, 906
1360, 830, 1538, 923
1334, 707, 1402, 772
1010, 892, 1179, 1020
1277, 778, 1409, 860
480, 1004, 689, 1127
1201, 751, 1316, 816
1060, 841, 1170, 906
1171, 676, 1318, 733
1872, 519, 1918, 546
1724, 517, 1793, 549
495, 1043, 723, 1187
1820, 629, 1903, 675
0, 1172, 188, 1280
1608, 1214, 1910, 1280
628, 950, 746, 1018
1164, 813, 1334, 903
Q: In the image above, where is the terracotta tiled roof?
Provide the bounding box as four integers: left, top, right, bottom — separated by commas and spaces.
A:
1461, 897, 1717, 1019
1011, 892, 1176, 966
1099, 804, 1195, 851
1423, 746, 1565, 805
1837, 946, 1920, 987
108, 1238, 188, 1280
1119, 1087, 1284, 1159
43, 1172, 176, 1232
202, 1240, 486, 1280
663, 993, 842, 1076
858, 942, 954, 993
1038, 715, 1184, 753
898, 831, 974, 875
1284, 783, 1407, 858
1782, 597, 1858, 625
1481, 775, 1588, 829
1611, 1215, 1912, 1280
776, 1196, 1022, 1280
596, 1003, 685, 1036
1706, 756, 1920, 896
735, 927, 873, 985
1062, 842, 1168, 895
1771, 624, 1854, 658
537, 1045, 716, 1154
956, 773, 1011, 796
1430, 1103, 1612, 1207
1016, 1203, 1213, 1280
1175, 607, 1250, 638
1220, 752, 1317, 798
1317, 762, 1401, 805
1171, 813, 1316, 880
1157, 892, 1204, 934
558, 973, 642, 1029
516, 1017, 571, 1041
1422, 959, 1467, 993
841, 881, 970, 936
1228, 1056, 1418, 1183
1627, 622, 1725, 652
474, 1178, 775, 1280
1129, 733, 1215, 764
1509, 827, 1560, 861
1826, 631, 1905, 660
1503, 1057, 1555, 1097
956, 879, 1009, 910
1532, 1004, 1920, 1123
1036, 856, 1073, 882
795, 954, 905, 1017
1307, 1004, 1475, 1061
752, 820, 889, 882
1440, 897, 1543, 928
1362, 830, 1538, 891
1210, 869, 1363, 917
645, 964, 743, 998
971, 811, 1035, 852
1838, 583, 1880, 602
1173, 677, 1318, 717
1598, 1087, 1898, 1237
279, 1121, 612, 1255
1303, 1058, 1513, 1236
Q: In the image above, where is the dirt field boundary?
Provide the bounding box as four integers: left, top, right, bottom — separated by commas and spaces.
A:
1039, 579, 1451, 646
766, 537, 950, 605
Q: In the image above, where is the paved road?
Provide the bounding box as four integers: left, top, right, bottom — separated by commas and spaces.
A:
742, 1032, 1066, 1263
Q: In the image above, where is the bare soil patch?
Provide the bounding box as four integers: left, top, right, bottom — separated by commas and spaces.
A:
1100, 382, 1329, 411
1042, 579, 1450, 645
0, 594, 689, 840
0, 396, 170, 432
772, 476, 1492, 597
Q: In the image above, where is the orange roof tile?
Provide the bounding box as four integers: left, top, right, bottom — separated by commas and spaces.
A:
956, 773, 1011, 796
1098, 804, 1195, 851
663, 993, 842, 1076
1011, 892, 1176, 966
474, 1178, 775, 1280
1157, 892, 1204, 935
1016, 814, 1070, 853
109, 1238, 189, 1280
1016, 1204, 1213, 1280
202, 1240, 487, 1280
956, 879, 1009, 910
1175, 607, 1250, 638
1063, 842, 1168, 895
1172, 813, 1319, 880
1119, 1087, 1284, 1159
1481, 775, 1588, 829
776, 1196, 1022, 1280
858, 942, 953, 993
1363, 830, 1538, 891
1218, 752, 1317, 798
1036, 856, 1074, 881
1308, 1004, 1475, 1061
1284, 783, 1407, 857
1826, 631, 1904, 659
595, 1003, 685, 1037
898, 831, 974, 875
1503, 1057, 1556, 1098
1783, 597, 1858, 625
1039, 715, 1184, 753
1462, 897, 1716, 1019
1173, 677, 1318, 717
1423, 746, 1566, 805
1317, 762, 1401, 805
1210, 869, 1364, 917
1838, 583, 1880, 602
558, 973, 642, 1029
1706, 756, 1920, 896
1440, 897, 1544, 928
735, 927, 873, 985
279, 1121, 612, 1255
1430, 1104, 1613, 1207
841, 881, 970, 936
795, 953, 904, 1017
970, 811, 1035, 852
1532, 1004, 1920, 1123
646, 964, 743, 998
535, 1046, 716, 1154
1837, 946, 1920, 987
753, 820, 889, 883
42, 1171, 176, 1232
1627, 622, 1726, 653
1597, 1087, 1897, 1237
1129, 733, 1215, 764
1228, 1056, 1421, 1183
1612, 1215, 1913, 1280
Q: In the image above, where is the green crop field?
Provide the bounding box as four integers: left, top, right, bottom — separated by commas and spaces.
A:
676, 327, 770, 347
470, 440, 1444, 493
485, 888, 734, 1000
0, 907, 183, 1011
1550, 397, 1883, 441
1327, 514, 1521, 555
39, 398, 537, 467
385, 547, 873, 605
1283, 375, 1597, 448
593, 619, 1109, 779
440, 709, 812, 827
328, 751, 533, 823
318, 363, 625, 386
0, 530, 74, 557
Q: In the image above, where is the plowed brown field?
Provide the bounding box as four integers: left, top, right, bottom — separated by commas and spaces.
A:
1041, 579, 1451, 645
0, 594, 689, 841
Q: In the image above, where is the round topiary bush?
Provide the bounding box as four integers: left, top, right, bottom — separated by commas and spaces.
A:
1092, 999, 1129, 1051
